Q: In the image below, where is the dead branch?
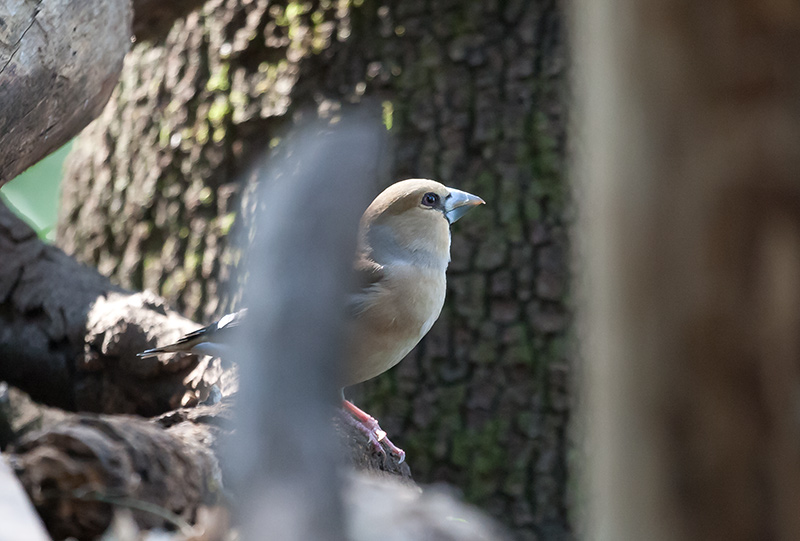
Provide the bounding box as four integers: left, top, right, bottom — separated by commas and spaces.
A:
0, 200, 211, 415
10, 404, 227, 539
4, 389, 416, 540
0, 0, 131, 184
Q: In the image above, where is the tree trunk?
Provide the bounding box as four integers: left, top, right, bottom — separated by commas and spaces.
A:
58, 1, 572, 538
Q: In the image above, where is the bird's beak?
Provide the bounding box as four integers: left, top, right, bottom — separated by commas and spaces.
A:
444, 188, 485, 223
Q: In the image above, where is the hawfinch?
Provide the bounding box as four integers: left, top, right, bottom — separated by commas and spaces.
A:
139, 179, 484, 461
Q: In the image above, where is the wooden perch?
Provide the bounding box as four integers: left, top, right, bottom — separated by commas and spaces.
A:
6, 401, 489, 540
9, 413, 499, 540
10, 403, 227, 540
343, 473, 510, 541
2, 386, 415, 540
0, 200, 214, 415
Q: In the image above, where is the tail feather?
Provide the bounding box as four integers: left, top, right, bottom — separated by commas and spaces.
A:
137, 344, 188, 358
137, 309, 246, 359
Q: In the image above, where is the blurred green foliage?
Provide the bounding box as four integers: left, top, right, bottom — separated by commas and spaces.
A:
0, 142, 72, 241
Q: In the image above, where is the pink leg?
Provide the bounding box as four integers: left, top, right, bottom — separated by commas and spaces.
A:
341, 399, 406, 463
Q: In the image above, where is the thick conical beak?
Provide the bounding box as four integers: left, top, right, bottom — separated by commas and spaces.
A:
444, 187, 485, 223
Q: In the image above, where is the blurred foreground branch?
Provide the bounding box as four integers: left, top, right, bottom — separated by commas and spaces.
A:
229, 112, 384, 540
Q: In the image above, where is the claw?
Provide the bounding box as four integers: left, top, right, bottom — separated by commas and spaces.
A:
341, 399, 405, 463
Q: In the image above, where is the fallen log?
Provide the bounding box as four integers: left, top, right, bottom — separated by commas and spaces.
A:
0, 200, 216, 415
4, 388, 412, 539
10, 404, 227, 539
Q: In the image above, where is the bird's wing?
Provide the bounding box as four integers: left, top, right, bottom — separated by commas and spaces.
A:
138, 308, 248, 357
346, 255, 385, 317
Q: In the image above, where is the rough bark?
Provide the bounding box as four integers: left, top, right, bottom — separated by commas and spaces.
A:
10, 413, 502, 541
575, 1, 800, 540
1, 385, 422, 540
0, 0, 131, 184
10, 402, 228, 540
58, 1, 571, 538
9, 405, 496, 541
0, 200, 211, 414
132, 0, 207, 42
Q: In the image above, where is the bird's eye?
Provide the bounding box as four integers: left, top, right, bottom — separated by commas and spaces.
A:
421, 192, 440, 207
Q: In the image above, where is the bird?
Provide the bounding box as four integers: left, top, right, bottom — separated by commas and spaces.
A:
138, 179, 484, 462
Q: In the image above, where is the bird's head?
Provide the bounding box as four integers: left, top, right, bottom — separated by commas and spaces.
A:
359, 179, 484, 267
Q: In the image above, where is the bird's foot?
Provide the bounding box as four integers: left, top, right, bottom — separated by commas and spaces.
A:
341, 400, 406, 463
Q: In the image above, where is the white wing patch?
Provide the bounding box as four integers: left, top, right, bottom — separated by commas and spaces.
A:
217, 311, 239, 329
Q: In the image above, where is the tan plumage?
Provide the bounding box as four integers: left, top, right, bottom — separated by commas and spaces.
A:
138, 178, 484, 460
342, 179, 483, 460
346, 179, 464, 385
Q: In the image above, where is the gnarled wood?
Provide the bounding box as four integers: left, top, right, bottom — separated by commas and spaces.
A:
11, 404, 227, 539
0, 200, 209, 414
3, 387, 417, 540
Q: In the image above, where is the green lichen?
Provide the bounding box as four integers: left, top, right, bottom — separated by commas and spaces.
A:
196, 122, 210, 145
439, 385, 467, 414
382, 100, 394, 130
208, 98, 232, 126
212, 127, 227, 143
180, 128, 194, 146
198, 187, 214, 205
285, 2, 305, 20
230, 90, 248, 109
216, 212, 237, 235
206, 64, 231, 92
451, 430, 471, 468
543, 335, 568, 364
185, 251, 200, 272
473, 340, 496, 365
467, 420, 510, 500
161, 270, 188, 299
142, 254, 160, 272
158, 125, 171, 148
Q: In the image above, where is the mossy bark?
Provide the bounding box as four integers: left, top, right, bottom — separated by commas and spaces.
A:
58, 1, 571, 538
